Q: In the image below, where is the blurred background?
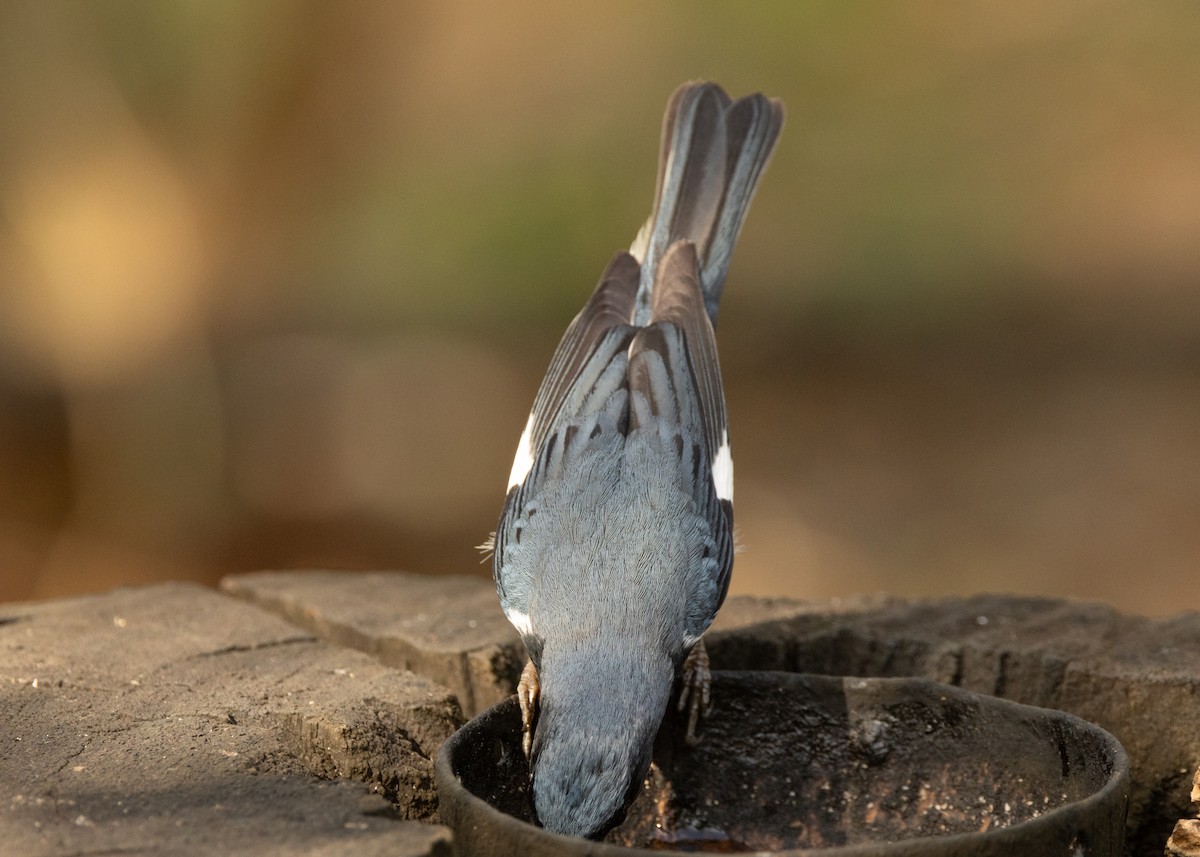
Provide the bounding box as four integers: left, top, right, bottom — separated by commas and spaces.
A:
1, 2, 1197, 615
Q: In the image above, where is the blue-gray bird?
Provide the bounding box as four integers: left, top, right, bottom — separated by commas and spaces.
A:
490, 81, 784, 840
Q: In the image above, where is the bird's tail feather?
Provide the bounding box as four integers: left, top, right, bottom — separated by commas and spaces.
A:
630, 82, 784, 326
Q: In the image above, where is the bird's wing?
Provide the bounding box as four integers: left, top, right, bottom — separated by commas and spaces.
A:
494, 252, 640, 645
626, 241, 734, 645
503, 252, 640, 492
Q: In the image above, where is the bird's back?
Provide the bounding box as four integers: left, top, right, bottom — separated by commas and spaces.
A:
505, 424, 713, 656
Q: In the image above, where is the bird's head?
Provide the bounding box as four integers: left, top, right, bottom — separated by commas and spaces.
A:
528, 644, 674, 840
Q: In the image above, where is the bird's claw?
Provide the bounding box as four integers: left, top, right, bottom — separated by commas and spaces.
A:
678, 639, 713, 746
518, 659, 540, 759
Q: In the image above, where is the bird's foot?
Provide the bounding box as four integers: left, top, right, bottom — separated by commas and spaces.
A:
518, 659, 540, 759
678, 639, 713, 746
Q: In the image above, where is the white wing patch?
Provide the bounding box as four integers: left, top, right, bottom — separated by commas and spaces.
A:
629, 216, 650, 263
712, 431, 733, 502
506, 413, 536, 490
505, 607, 534, 639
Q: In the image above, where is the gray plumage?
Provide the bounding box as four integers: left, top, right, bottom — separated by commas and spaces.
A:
493, 81, 783, 840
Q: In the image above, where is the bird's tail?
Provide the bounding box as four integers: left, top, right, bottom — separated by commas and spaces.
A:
629, 81, 784, 326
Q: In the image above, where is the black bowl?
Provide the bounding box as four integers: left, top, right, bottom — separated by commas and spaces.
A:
436, 672, 1129, 855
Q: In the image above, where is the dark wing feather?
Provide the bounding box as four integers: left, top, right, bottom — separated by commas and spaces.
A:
642, 242, 727, 459
627, 241, 734, 634
524, 252, 639, 459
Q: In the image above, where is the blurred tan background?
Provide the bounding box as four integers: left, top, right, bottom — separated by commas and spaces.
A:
0, 2, 1197, 616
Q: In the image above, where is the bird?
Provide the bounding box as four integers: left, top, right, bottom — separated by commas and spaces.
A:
489, 81, 784, 840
